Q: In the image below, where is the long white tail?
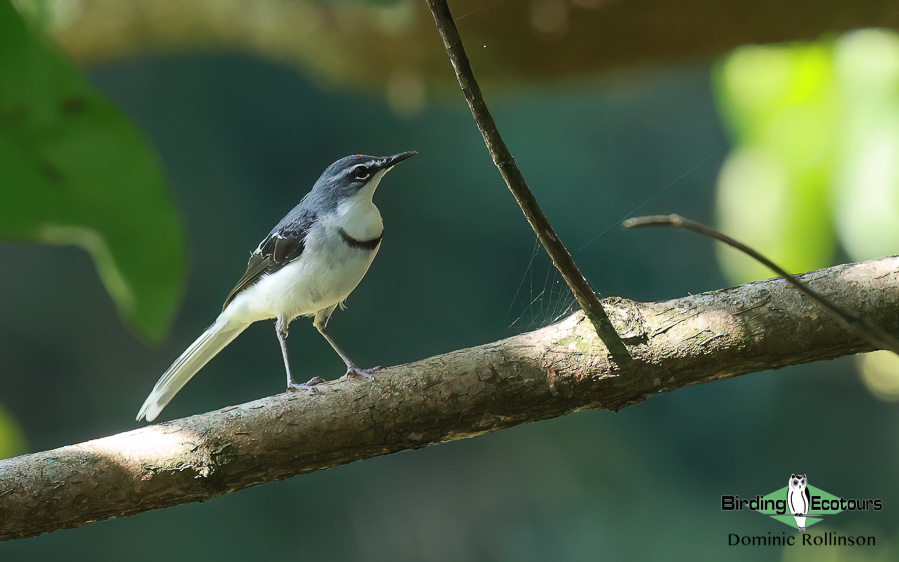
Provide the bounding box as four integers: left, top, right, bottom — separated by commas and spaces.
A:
137, 316, 248, 422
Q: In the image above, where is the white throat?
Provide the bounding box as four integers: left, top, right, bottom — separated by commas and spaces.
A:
334, 170, 386, 241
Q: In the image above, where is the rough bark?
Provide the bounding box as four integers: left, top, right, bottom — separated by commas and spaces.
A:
1, 256, 897, 541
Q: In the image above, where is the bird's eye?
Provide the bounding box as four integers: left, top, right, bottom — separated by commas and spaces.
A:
352, 165, 370, 180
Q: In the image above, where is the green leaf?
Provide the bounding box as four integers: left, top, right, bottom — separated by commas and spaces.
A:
0, 0, 185, 342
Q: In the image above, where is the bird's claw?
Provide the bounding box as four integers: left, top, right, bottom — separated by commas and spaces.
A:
342, 365, 381, 381
287, 377, 325, 393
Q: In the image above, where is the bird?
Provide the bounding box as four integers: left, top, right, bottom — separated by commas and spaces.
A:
136, 151, 417, 422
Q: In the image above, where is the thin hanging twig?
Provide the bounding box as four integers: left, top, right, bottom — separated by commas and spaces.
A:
425, 0, 628, 359
623, 213, 899, 355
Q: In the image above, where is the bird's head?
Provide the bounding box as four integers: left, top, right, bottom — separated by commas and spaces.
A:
312, 151, 417, 203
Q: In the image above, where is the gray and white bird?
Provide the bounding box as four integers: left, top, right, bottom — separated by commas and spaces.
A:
137, 151, 417, 422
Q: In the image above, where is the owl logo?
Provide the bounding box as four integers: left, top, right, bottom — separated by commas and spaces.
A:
787, 474, 810, 531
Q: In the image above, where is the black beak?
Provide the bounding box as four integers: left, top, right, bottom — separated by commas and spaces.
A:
383, 151, 418, 168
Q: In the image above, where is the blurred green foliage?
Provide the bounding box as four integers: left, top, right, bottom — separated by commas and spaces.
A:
0, 0, 184, 342
0, 403, 26, 459
714, 29, 899, 283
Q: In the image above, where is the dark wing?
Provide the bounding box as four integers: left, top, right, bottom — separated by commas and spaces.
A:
222, 208, 315, 310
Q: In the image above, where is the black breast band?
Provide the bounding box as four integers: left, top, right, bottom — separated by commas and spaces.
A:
339, 227, 382, 250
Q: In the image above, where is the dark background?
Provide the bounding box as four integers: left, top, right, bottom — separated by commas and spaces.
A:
0, 50, 895, 559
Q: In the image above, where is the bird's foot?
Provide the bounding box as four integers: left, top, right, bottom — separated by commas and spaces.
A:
287, 377, 325, 392
342, 365, 381, 381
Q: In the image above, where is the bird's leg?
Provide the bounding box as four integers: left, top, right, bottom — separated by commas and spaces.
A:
319, 328, 380, 380
313, 309, 380, 381
276, 318, 323, 392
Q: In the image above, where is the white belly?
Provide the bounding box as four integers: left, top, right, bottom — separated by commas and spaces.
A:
225, 229, 379, 323
223, 186, 384, 325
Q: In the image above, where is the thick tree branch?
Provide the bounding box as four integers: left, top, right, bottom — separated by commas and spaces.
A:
2, 256, 898, 541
